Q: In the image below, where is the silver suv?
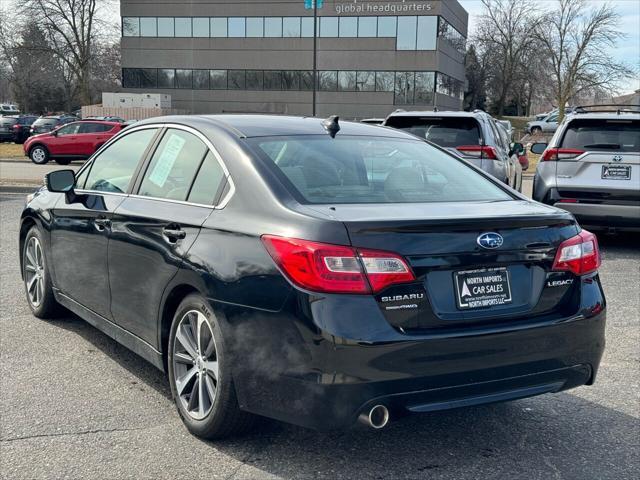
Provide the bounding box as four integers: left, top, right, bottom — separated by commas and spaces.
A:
383, 110, 523, 191
532, 106, 640, 231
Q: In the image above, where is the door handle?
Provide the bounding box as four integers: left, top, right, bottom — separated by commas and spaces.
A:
94, 217, 111, 232
162, 226, 186, 243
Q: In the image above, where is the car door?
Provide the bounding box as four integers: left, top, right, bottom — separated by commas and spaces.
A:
49, 127, 160, 319
75, 122, 110, 156
544, 114, 559, 132
50, 122, 82, 156
108, 126, 228, 345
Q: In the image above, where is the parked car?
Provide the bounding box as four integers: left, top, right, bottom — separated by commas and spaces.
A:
532, 106, 640, 231
83, 115, 126, 123
384, 110, 523, 191
0, 103, 20, 115
4, 115, 39, 144
20, 115, 605, 439
30, 115, 77, 135
527, 108, 578, 135
497, 119, 514, 140
24, 120, 124, 165
0, 116, 18, 142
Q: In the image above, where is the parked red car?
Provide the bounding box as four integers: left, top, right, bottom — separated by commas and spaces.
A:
24, 120, 124, 165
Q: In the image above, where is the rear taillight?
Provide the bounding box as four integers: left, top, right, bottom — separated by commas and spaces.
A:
552, 230, 600, 275
12, 124, 19, 130
261, 235, 415, 294
541, 148, 585, 161
455, 145, 498, 160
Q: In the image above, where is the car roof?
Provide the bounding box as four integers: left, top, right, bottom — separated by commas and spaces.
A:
386, 110, 486, 119
566, 112, 640, 121
134, 114, 421, 140
76, 120, 120, 125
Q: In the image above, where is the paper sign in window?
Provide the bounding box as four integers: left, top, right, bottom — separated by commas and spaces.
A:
148, 134, 186, 187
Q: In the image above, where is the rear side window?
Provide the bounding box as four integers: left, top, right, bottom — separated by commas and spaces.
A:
187, 151, 226, 205
33, 118, 56, 127
138, 129, 207, 201
79, 123, 113, 133
561, 119, 640, 152
249, 135, 511, 204
385, 116, 481, 147
84, 128, 158, 193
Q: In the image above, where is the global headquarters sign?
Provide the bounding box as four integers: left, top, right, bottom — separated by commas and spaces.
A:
333, 1, 433, 15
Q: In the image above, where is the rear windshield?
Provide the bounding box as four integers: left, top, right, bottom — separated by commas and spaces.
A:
248, 135, 512, 204
384, 116, 482, 147
562, 119, 640, 152
19, 117, 37, 125
33, 118, 57, 126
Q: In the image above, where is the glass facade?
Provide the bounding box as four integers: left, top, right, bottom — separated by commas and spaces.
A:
123, 68, 448, 104
122, 15, 448, 50
438, 17, 466, 54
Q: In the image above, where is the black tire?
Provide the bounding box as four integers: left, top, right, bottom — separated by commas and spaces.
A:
55, 158, 72, 165
168, 294, 256, 439
29, 145, 49, 164
22, 226, 61, 318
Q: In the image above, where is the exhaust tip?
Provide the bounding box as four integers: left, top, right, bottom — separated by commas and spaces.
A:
359, 404, 390, 429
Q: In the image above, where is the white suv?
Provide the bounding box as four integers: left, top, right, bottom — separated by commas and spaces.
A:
531, 106, 640, 232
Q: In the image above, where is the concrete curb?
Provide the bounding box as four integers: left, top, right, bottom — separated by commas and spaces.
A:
0, 184, 39, 194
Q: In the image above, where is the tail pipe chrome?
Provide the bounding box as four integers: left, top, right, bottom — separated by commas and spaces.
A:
358, 404, 390, 429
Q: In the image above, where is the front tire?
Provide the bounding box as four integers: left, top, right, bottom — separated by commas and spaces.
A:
168, 294, 255, 439
29, 145, 49, 164
22, 227, 61, 318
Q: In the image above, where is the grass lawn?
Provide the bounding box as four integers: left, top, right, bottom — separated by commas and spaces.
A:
0, 143, 25, 159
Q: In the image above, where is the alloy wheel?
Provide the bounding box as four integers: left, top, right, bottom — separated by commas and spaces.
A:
172, 310, 219, 420
31, 147, 46, 163
24, 236, 45, 307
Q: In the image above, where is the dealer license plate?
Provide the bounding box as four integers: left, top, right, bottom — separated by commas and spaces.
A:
454, 267, 512, 310
602, 165, 631, 180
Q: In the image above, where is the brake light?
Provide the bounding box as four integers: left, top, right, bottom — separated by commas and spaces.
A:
455, 145, 498, 160
552, 230, 600, 275
261, 235, 415, 294
541, 148, 585, 161
12, 124, 19, 130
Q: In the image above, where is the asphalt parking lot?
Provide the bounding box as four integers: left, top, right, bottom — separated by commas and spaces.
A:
0, 193, 638, 480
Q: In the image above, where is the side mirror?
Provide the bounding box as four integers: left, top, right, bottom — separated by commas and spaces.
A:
46, 169, 75, 193
50, 129, 58, 136
530, 143, 547, 155
510, 142, 525, 156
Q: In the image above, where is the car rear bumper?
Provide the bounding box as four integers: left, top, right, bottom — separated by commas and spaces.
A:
554, 202, 640, 229
221, 277, 606, 430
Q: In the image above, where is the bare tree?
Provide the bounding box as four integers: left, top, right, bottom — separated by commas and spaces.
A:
475, 0, 542, 115
20, 0, 115, 105
536, 0, 635, 121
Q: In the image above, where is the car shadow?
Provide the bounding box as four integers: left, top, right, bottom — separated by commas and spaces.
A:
47, 310, 638, 479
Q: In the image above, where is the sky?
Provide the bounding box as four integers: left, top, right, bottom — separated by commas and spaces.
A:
458, 0, 640, 94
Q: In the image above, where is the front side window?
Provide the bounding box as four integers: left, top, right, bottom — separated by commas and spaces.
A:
79, 123, 113, 134
84, 128, 158, 193
56, 123, 82, 136
249, 136, 512, 204
138, 129, 207, 201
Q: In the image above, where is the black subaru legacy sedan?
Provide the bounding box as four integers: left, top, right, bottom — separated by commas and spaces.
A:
19, 115, 605, 438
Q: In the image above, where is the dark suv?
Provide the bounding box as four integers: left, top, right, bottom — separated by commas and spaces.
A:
30, 115, 77, 135
1, 115, 39, 143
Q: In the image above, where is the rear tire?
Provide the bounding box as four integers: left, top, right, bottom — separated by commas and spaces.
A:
29, 145, 49, 164
168, 294, 256, 439
22, 227, 61, 318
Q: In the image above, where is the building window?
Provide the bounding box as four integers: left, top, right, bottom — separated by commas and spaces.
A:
338, 71, 357, 91
193, 70, 210, 89
320, 17, 338, 37
396, 16, 417, 50
140, 68, 158, 88
377, 16, 396, 37
283, 17, 301, 37
415, 72, 435, 104
300, 71, 314, 90
158, 17, 174, 37
339, 17, 357, 37
356, 71, 376, 91
211, 18, 227, 37
228, 17, 246, 37
395, 71, 415, 104
438, 17, 467, 54
175, 18, 192, 37
282, 71, 300, 90
176, 69, 193, 88
301, 17, 314, 37
228, 70, 246, 89
140, 17, 157, 37
192, 18, 209, 37
264, 70, 283, 90
246, 70, 264, 90
210, 70, 227, 89
436, 72, 464, 100
358, 16, 377, 37
375, 71, 395, 92
265, 17, 283, 37
246, 17, 264, 37
318, 71, 338, 91
122, 17, 140, 37
158, 69, 176, 88
122, 68, 139, 88
416, 16, 437, 50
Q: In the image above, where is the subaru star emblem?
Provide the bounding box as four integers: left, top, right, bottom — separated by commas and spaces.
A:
477, 232, 504, 249
612, 155, 623, 162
